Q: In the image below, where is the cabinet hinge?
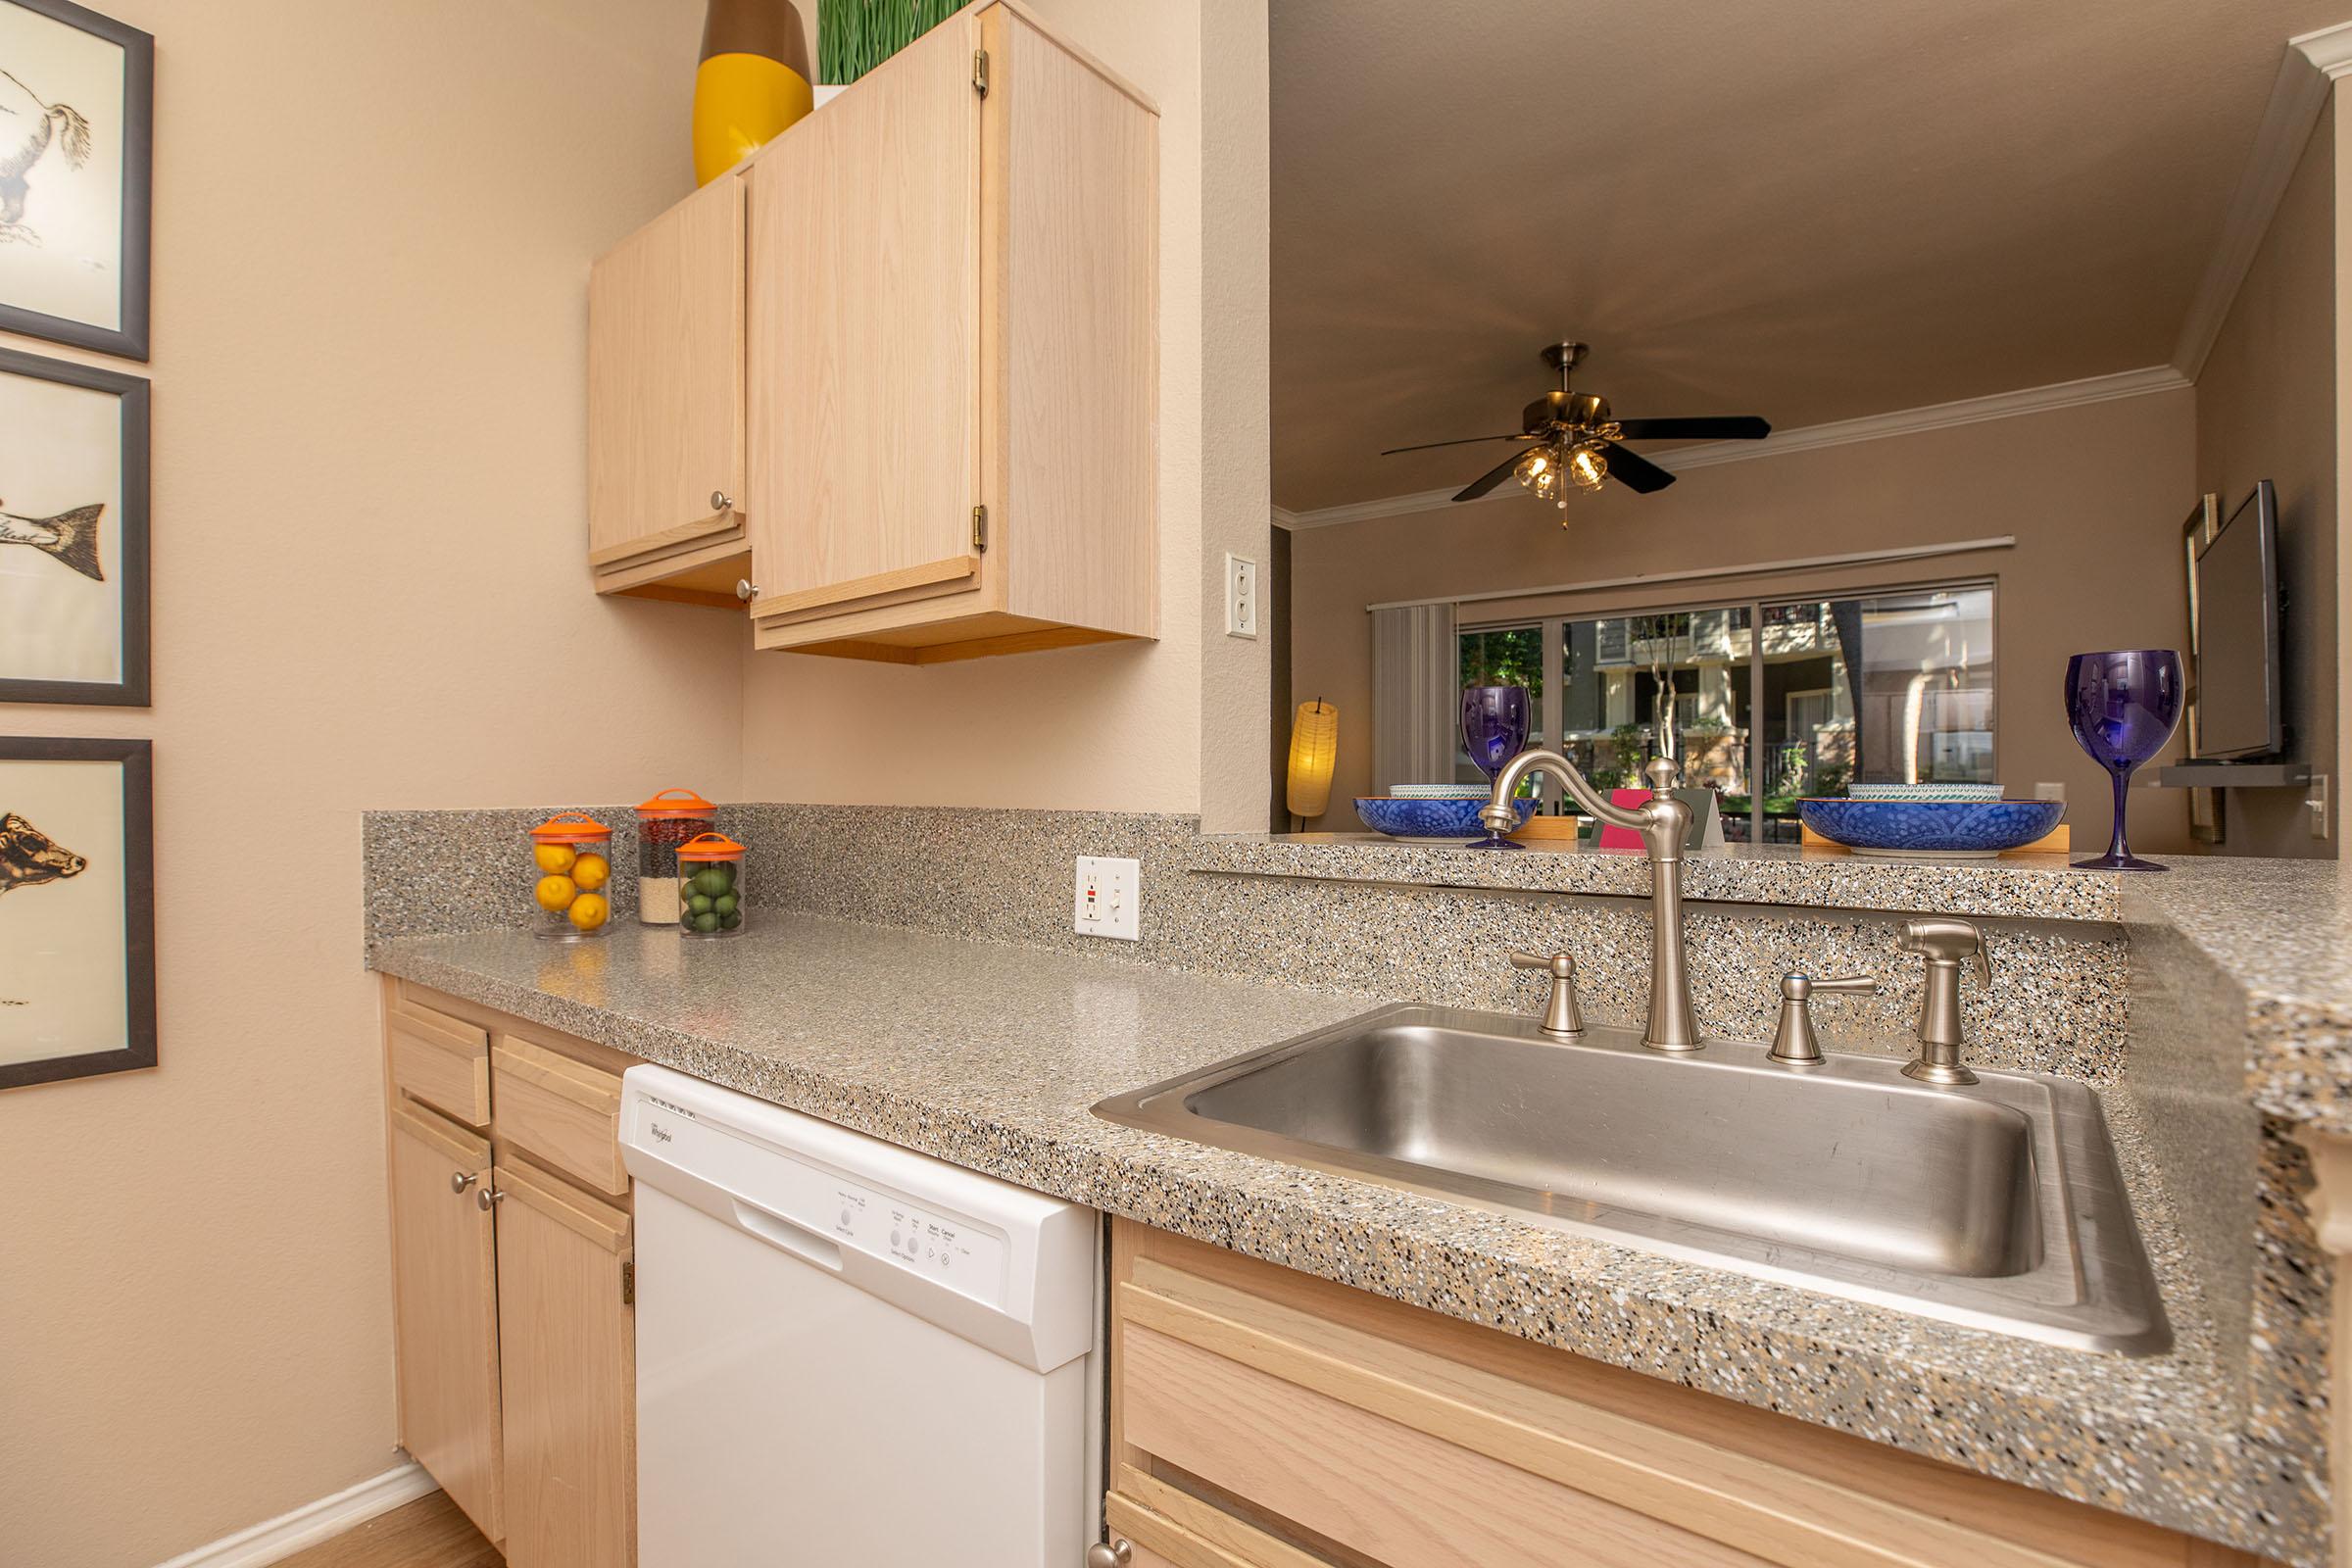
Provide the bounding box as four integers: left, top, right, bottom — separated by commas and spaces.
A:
972, 49, 989, 96
972, 504, 990, 554
621, 1258, 635, 1306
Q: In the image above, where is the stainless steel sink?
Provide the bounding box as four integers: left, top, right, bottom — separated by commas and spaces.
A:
1094, 1004, 2169, 1353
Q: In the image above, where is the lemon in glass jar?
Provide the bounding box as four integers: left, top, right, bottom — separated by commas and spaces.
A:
568, 892, 610, 931
536, 874, 578, 911
572, 852, 611, 892
535, 843, 578, 874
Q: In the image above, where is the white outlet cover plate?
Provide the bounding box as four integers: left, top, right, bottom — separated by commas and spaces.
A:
1224, 553, 1258, 639
1074, 856, 1141, 941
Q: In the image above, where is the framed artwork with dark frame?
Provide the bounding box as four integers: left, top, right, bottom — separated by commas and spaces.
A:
0, 346, 150, 705
0, 0, 153, 360
0, 735, 154, 1090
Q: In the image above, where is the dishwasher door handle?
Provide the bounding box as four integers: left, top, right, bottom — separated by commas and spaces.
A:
731, 1200, 846, 1271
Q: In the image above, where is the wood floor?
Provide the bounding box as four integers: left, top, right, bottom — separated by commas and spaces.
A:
274, 1492, 502, 1568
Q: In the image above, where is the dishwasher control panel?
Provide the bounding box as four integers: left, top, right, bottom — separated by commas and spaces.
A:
828, 1182, 1005, 1287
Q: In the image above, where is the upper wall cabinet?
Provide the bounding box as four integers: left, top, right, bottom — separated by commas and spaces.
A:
742, 4, 1157, 662
587, 172, 749, 608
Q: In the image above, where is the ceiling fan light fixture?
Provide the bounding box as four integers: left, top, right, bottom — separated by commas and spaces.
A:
1567, 442, 1609, 494
1514, 446, 1565, 507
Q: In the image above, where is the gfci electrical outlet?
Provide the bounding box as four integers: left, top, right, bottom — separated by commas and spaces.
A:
1074, 856, 1141, 941
1225, 553, 1258, 639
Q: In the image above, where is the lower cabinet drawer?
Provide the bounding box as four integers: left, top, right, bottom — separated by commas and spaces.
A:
491, 1035, 627, 1197
1108, 1222, 2265, 1568
388, 999, 491, 1128
1119, 1314, 1762, 1568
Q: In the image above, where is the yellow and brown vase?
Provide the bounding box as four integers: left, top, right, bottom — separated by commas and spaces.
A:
693, 0, 813, 185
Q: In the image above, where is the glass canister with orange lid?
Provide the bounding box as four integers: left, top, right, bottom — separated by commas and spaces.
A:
675, 832, 747, 938
635, 788, 716, 925
528, 813, 615, 939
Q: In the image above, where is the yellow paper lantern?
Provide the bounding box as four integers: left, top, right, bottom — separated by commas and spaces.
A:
1286, 701, 1340, 819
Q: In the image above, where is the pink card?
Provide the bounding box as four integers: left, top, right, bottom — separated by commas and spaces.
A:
1597, 788, 1652, 851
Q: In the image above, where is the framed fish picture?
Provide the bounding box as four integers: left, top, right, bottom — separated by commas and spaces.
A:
0, 736, 154, 1090
0, 0, 152, 359
0, 345, 149, 705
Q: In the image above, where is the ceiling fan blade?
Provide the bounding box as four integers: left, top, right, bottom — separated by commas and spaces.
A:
1612, 416, 1772, 442
1379, 432, 1531, 457
1600, 441, 1677, 494
1452, 448, 1530, 503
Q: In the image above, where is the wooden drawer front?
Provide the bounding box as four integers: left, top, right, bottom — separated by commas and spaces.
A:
1108, 1470, 1341, 1568
492, 1036, 626, 1197
1112, 1230, 2241, 1568
1120, 1310, 1762, 1568
389, 1000, 491, 1129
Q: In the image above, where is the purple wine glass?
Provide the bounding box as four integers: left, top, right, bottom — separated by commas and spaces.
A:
1461, 684, 1531, 851
2064, 650, 2182, 871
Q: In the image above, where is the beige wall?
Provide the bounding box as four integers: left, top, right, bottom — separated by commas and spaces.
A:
1288, 389, 2200, 852
0, 4, 740, 1564
2195, 98, 2339, 858
734, 0, 1275, 826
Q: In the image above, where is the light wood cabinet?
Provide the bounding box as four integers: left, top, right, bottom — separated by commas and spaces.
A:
586, 172, 749, 608
492, 1157, 636, 1568
1106, 1220, 2273, 1568
382, 982, 640, 1564
742, 3, 1155, 662
386, 1100, 503, 1544
580, 1, 1157, 659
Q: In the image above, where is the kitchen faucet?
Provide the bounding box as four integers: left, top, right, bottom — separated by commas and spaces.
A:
1481, 751, 1699, 1053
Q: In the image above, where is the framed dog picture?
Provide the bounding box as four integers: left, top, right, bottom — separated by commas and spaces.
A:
0, 736, 154, 1090
0, 0, 153, 360
0, 346, 149, 705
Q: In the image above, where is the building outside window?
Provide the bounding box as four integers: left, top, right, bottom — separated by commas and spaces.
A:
1452, 582, 1994, 843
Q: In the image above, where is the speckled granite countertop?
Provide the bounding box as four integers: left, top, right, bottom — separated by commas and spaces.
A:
1191, 834, 2127, 922
369, 918, 2311, 1560
2121, 858, 2352, 1135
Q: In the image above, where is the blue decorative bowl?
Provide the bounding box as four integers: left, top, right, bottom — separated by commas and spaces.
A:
1797, 798, 2066, 858
1356, 796, 1537, 840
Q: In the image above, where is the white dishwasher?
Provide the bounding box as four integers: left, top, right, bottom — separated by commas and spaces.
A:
618, 1064, 1102, 1567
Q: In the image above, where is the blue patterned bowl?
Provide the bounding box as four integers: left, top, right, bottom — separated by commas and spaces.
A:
1356, 796, 1536, 840
1797, 799, 2066, 858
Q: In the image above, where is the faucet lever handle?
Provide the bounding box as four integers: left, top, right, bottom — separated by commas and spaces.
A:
1768, 971, 1877, 1065
1802, 973, 1880, 996
1507, 951, 1584, 1039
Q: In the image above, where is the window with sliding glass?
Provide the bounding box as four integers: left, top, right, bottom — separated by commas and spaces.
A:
1452, 581, 1994, 843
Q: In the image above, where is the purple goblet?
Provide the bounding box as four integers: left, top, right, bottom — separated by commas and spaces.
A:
1461, 684, 1531, 850
2065, 650, 2182, 871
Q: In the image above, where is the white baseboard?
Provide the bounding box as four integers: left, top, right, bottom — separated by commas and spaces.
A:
154, 1461, 439, 1568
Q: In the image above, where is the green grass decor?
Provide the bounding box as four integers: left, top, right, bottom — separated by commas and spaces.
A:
818, 0, 964, 85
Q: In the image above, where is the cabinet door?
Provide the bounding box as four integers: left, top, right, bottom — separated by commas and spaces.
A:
587, 172, 746, 570
494, 1158, 635, 1568
389, 1102, 504, 1543
744, 15, 984, 621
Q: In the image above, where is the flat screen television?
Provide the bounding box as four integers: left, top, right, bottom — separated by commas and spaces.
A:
2186, 478, 2281, 760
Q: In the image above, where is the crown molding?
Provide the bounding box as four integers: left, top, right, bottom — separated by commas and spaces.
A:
2171, 21, 2352, 377
1275, 363, 2189, 530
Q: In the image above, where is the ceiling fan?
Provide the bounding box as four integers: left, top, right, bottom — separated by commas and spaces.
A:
1381, 341, 1771, 509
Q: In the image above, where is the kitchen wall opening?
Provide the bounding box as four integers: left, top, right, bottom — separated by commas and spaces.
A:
1451, 582, 1996, 843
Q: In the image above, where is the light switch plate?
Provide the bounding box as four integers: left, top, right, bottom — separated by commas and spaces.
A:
1074, 856, 1141, 941
1224, 553, 1258, 639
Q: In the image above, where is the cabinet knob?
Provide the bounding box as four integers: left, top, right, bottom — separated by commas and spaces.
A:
711, 490, 733, 512
450, 1170, 478, 1196
476, 1186, 505, 1211
735, 579, 758, 603
1084, 1544, 1132, 1568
